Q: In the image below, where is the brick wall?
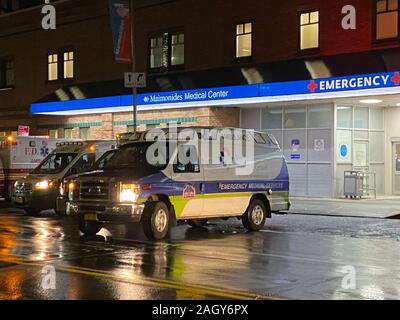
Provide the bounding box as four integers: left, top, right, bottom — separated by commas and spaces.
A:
34, 106, 241, 140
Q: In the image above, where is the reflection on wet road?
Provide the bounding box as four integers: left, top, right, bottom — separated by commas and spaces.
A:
1, 209, 400, 300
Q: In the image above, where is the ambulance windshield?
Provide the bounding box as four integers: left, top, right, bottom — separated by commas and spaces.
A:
104, 142, 168, 172
33, 153, 78, 174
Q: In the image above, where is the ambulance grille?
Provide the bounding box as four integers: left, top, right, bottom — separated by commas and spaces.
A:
80, 181, 109, 200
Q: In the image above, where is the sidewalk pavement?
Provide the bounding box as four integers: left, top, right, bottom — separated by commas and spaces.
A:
284, 197, 400, 219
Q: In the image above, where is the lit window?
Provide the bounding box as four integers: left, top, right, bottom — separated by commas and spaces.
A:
48, 54, 58, 81
64, 128, 73, 139
171, 34, 185, 66
300, 11, 319, 50
376, 0, 399, 40
150, 32, 184, 69
49, 129, 58, 138
48, 50, 75, 81
63, 51, 74, 79
150, 36, 167, 69
236, 22, 252, 58
79, 127, 89, 140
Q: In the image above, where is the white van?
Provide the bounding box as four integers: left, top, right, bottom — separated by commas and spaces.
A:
12, 140, 116, 215
0, 136, 68, 199
68, 127, 291, 240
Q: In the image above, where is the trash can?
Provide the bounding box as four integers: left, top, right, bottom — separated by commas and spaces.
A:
344, 171, 365, 199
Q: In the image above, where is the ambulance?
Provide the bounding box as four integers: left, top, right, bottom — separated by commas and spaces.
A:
0, 135, 67, 199
56, 148, 118, 216
12, 140, 116, 215
68, 127, 291, 240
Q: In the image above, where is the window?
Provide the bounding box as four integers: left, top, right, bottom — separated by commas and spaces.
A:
173, 145, 200, 173
48, 54, 58, 81
171, 34, 185, 66
354, 107, 369, 129
236, 22, 252, 58
64, 128, 73, 139
300, 11, 319, 50
150, 32, 184, 69
0, 59, 14, 88
375, 0, 399, 40
284, 107, 306, 129
262, 107, 282, 129
63, 51, 74, 79
79, 127, 89, 140
49, 129, 58, 138
48, 50, 74, 81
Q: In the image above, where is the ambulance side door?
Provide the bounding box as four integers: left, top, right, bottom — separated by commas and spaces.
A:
170, 143, 204, 219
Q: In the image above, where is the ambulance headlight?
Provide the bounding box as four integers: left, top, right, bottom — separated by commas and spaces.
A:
119, 183, 140, 203
35, 180, 49, 190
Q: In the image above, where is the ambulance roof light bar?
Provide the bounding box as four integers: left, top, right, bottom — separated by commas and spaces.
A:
56, 141, 84, 147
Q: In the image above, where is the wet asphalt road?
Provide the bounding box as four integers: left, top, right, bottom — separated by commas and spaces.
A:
1, 207, 400, 300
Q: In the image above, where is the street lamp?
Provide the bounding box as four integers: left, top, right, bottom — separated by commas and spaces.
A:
129, 0, 137, 133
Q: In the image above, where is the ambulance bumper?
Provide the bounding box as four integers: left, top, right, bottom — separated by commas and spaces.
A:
12, 190, 58, 211
70, 201, 144, 223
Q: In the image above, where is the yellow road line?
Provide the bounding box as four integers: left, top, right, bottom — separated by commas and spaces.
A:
0, 258, 281, 300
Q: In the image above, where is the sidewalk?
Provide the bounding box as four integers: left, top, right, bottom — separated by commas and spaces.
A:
285, 197, 400, 219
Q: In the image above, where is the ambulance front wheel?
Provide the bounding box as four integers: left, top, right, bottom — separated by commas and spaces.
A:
78, 214, 103, 235
142, 201, 170, 240
242, 199, 267, 231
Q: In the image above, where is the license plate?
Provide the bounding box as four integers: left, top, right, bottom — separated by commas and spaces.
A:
84, 213, 97, 221
14, 197, 24, 204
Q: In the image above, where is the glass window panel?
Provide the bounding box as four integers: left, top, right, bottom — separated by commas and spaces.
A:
64, 128, 73, 139
171, 43, 184, 65
300, 13, 309, 25
354, 107, 369, 129
48, 63, 58, 81
377, 0, 387, 12
284, 107, 306, 129
64, 61, 73, 79
172, 34, 178, 44
301, 24, 319, 49
79, 127, 89, 140
179, 34, 184, 42
336, 129, 352, 163
236, 34, 252, 57
308, 105, 332, 128
389, 0, 398, 10
236, 24, 244, 35
49, 129, 58, 138
337, 106, 352, 128
370, 108, 384, 130
376, 11, 398, 39
310, 11, 319, 23
245, 22, 252, 33
262, 107, 282, 129
370, 132, 385, 162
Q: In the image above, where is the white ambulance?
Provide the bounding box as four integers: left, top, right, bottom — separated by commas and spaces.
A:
68, 127, 291, 240
12, 140, 116, 215
0, 136, 67, 199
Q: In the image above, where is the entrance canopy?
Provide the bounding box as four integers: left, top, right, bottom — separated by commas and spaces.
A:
31, 49, 400, 115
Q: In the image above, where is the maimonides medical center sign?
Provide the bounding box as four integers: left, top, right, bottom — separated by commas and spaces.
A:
138, 71, 400, 106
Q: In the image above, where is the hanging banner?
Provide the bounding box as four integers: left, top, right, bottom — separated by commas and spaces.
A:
108, 0, 132, 64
